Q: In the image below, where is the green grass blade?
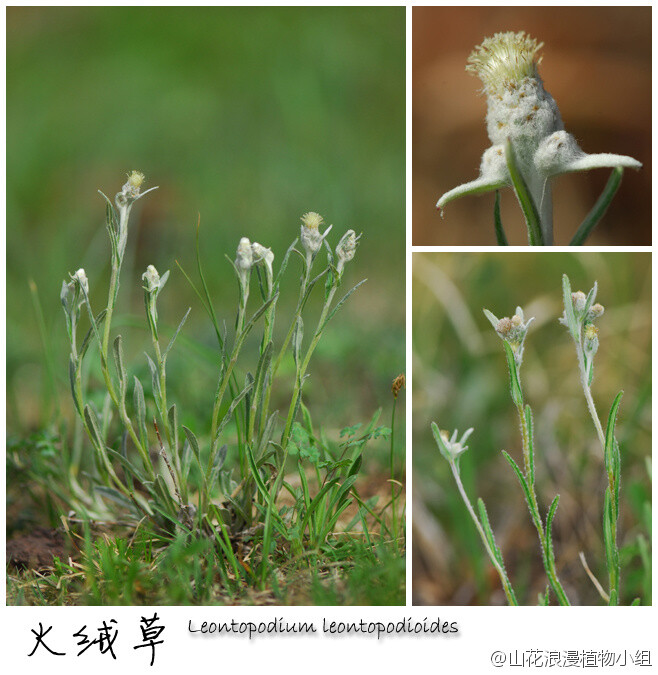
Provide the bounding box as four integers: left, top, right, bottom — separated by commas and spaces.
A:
570, 167, 623, 246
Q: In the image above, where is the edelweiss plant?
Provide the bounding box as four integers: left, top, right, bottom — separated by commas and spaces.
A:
432, 275, 635, 605
61, 172, 400, 589
436, 32, 642, 245
559, 275, 622, 605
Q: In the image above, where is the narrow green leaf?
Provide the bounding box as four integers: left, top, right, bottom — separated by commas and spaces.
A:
604, 391, 623, 474
208, 445, 228, 487
69, 357, 82, 416
347, 453, 363, 479
212, 379, 253, 447
168, 404, 178, 454
106, 447, 146, 485
145, 352, 160, 401
83, 404, 104, 451
612, 438, 621, 521
477, 498, 503, 565
570, 167, 624, 245
256, 412, 279, 460
119, 432, 133, 491
502, 341, 523, 408
113, 335, 127, 391
79, 309, 107, 360
482, 308, 500, 330
153, 474, 177, 515
561, 275, 579, 341
602, 487, 619, 604
321, 279, 367, 330
493, 190, 508, 245
133, 377, 148, 447
95, 486, 133, 509
545, 494, 560, 564
583, 282, 598, 317
505, 139, 543, 246
251, 340, 273, 427
297, 459, 311, 512
182, 425, 201, 462
242, 293, 279, 336
525, 405, 535, 485
502, 450, 533, 509
245, 445, 287, 534
299, 478, 341, 537
292, 316, 303, 369
164, 307, 191, 359
273, 238, 298, 289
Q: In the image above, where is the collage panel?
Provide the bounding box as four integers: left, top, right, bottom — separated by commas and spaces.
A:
413, 6, 650, 246
6, 6, 406, 607
412, 252, 651, 605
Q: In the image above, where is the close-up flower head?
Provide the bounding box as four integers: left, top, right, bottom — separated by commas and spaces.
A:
436, 31, 641, 245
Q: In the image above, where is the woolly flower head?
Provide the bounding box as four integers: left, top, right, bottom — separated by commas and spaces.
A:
436, 31, 641, 239
235, 237, 254, 271
484, 306, 534, 366
71, 268, 89, 295
300, 211, 332, 256
142, 264, 161, 293
251, 242, 274, 268
432, 424, 474, 464
251, 241, 274, 282
468, 31, 562, 148
467, 31, 543, 95
300, 212, 324, 231
121, 171, 146, 201
61, 268, 89, 318
127, 170, 145, 189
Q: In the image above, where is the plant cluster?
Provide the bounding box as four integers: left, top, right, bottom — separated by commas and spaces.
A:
57, 172, 403, 595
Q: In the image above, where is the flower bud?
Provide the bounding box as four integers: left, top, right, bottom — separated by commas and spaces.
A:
62, 268, 89, 333
583, 323, 599, 357
235, 237, 254, 272
488, 307, 534, 367
142, 264, 160, 293
496, 317, 513, 337
433, 425, 474, 463
251, 242, 274, 270
71, 268, 89, 296
588, 303, 605, 320
336, 229, 360, 265
571, 291, 587, 313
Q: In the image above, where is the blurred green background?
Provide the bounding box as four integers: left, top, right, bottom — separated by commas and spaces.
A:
412, 253, 651, 605
7, 7, 405, 435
